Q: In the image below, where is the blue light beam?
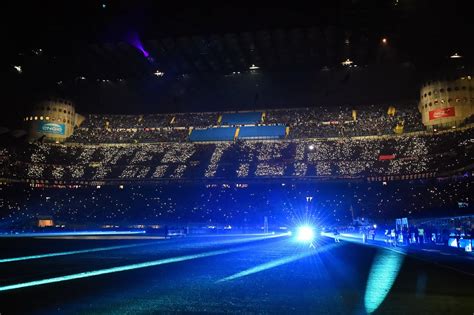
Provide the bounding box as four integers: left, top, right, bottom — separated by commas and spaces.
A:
364, 249, 404, 314
217, 242, 340, 283
0, 230, 146, 238
0, 233, 287, 265
0, 242, 155, 264
0, 246, 249, 292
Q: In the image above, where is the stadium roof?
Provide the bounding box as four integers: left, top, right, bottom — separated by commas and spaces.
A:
5, 1, 473, 80
2, 1, 473, 125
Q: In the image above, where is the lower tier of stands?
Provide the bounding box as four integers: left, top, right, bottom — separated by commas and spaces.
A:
0, 178, 472, 228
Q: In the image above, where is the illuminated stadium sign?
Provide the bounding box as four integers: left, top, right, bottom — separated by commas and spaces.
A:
38, 122, 66, 135
429, 107, 455, 120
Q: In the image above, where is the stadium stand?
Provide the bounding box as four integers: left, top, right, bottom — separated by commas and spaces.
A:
238, 125, 287, 139
2, 125, 473, 183
1, 177, 473, 228
221, 112, 263, 125
62, 105, 424, 144
2, 106, 474, 230
189, 127, 237, 142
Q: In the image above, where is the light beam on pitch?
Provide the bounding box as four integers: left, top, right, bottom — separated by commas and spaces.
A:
217, 242, 340, 283
0, 246, 249, 292
0, 233, 287, 265
0, 230, 146, 238
364, 250, 404, 314
0, 242, 155, 264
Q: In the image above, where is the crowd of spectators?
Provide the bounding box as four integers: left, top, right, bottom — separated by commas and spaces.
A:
0, 104, 472, 230
68, 128, 189, 143
80, 112, 218, 129
0, 177, 472, 229
283, 104, 424, 139
3, 127, 473, 182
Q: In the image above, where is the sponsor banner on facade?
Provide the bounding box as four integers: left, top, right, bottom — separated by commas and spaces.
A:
379, 154, 396, 161
428, 107, 455, 120
37, 122, 66, 135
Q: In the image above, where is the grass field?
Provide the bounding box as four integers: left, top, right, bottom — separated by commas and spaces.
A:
0, 234, 472, 314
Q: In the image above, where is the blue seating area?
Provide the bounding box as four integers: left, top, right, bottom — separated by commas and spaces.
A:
189, 127, 236, 142
238, 125, 286, 139
221, 112, 262, 125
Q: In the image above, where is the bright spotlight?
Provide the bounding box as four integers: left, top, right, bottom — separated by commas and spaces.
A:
341, 58, 353, 66
296, 226, 315, 242
308, 144, 315, 151
154, 70, 164, 77
450, 53, 462, 59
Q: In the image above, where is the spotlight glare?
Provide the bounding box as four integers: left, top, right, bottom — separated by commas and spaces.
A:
296, 225, 315, 242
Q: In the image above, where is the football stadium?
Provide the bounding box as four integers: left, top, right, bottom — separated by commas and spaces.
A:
1, 2, 473, 314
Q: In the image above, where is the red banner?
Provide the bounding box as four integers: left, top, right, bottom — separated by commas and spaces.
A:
429, 107, 455, 120
379, 154, 396, 161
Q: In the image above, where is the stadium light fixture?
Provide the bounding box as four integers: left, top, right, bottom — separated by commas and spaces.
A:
296, 225, 315, 243
341, 58, 353, 66
450, 53, 462, 59
154, 70, 164, 77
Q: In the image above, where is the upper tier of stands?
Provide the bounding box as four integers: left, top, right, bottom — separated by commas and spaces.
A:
238, 125, 286, 140
220, 112, 263, 125
189, 127, 237, 142
67, 104, 425, 144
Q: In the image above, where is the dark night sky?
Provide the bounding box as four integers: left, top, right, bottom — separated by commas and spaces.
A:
4, 1, 471, 54
1, 1, 473, 127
